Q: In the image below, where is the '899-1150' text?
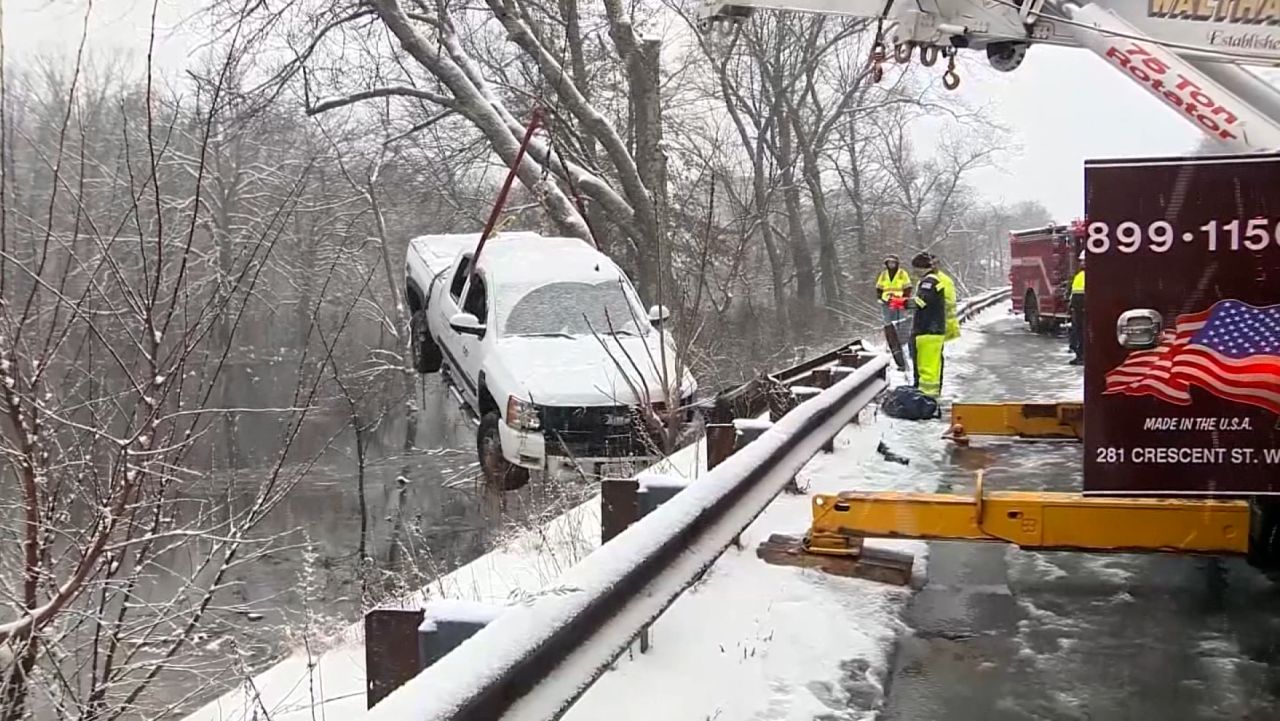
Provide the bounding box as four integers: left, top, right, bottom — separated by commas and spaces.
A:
1085, 219, 1280, 255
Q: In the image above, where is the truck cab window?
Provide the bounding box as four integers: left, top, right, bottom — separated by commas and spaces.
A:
450, 255, 472, 300
463, 276, 487, 323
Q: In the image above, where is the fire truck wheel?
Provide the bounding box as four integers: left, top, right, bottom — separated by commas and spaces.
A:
1024, 291, 1045, 333
478, 411, 531, 492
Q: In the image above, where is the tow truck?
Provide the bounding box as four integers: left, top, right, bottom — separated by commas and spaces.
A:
697, 0, 1280, 569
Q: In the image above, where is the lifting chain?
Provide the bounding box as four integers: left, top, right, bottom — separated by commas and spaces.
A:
531, 177, 552, 204
942, 48, 960, 90
920, 45, 939, 67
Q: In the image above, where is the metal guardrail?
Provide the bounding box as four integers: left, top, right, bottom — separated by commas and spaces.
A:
369, 357, 890, 721
707, 286, 1010, 424
957, 287, 1012, 323
365, 287, 1010, 720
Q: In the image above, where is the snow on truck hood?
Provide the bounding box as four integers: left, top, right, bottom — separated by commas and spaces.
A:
497, 335, 693, 407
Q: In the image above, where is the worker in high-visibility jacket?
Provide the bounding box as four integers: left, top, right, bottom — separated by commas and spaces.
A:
909, 252, 947, 398
1068, 251, 1086, 365
875, 255, 912, 326
931, 255, 960, 343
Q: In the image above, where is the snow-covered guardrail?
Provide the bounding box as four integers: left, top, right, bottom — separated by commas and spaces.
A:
367, 355, 891, 721
957, 287, 1011, 323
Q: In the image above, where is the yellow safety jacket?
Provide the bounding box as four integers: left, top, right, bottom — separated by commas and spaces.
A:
875, 268, 912, 301
1071, 270, 1085, 295
935, 269, 960, 342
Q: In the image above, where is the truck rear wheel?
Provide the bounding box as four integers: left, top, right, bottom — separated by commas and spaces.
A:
410, 310, 442, 374
478, 411, 531, 491
1024, 291, 1043, 333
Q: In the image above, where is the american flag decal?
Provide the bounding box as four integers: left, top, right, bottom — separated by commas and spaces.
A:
1103, 300, 1280, 415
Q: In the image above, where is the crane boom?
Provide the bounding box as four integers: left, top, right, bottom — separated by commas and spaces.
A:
698, 0, 1280, 150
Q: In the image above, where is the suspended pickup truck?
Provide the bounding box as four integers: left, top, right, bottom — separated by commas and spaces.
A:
404, 232, 697, 490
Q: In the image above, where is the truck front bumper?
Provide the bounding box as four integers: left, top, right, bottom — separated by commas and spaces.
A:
498, 421, 660, 478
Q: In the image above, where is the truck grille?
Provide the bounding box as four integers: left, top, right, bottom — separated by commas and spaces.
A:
536, 404, 659, 458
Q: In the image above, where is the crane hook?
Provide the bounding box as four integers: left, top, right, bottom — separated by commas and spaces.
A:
894, 42, 913, 64
942, 53, 960, 90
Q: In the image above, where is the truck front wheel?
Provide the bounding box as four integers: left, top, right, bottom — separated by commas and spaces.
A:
478, 411, 531, 491
410, 310, 442, 374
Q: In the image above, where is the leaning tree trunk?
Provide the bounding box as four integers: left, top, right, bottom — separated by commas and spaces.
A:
630, 38, 673, 305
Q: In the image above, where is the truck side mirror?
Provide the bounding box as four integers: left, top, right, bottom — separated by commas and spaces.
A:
450, 312, 486, 338
1116, 309, 1162, 350
648, 305, 671, 327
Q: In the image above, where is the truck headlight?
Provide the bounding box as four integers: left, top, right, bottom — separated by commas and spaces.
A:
506, 396, 540, 431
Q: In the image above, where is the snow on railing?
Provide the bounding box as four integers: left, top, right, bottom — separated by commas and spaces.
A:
367, 355, 891, 721
957, 287, 1012, 323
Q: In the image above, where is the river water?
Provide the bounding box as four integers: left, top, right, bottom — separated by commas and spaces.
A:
176, 366, 602, 682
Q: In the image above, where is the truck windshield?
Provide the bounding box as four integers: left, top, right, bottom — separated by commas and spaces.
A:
502, 279, 649, 338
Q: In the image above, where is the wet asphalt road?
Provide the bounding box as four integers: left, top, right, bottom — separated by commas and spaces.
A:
878, 314, 1280, 721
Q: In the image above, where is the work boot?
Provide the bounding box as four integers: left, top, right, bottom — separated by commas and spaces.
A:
1068, 356, 1083, 366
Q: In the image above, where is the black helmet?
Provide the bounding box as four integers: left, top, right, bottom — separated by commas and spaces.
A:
910, 252, 933, 269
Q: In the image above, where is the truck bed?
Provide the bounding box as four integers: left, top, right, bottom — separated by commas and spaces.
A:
406, 232, 555, 292
406, 233, 482, 285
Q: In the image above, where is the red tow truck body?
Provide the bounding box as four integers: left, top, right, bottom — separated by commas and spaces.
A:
1009, 221, 1085, 333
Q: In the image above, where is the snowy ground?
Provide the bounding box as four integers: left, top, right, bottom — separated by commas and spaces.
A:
182, 305, 1009, 721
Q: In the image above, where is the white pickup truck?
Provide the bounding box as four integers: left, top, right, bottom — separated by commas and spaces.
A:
404, 232, 697, 490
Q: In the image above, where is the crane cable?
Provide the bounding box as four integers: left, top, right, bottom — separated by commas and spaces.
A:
867, 0, 900, 83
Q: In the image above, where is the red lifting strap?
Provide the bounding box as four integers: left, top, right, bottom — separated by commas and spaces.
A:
469, 107, 545, 282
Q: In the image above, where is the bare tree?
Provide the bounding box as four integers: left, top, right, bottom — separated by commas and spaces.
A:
0, 18, 409, 721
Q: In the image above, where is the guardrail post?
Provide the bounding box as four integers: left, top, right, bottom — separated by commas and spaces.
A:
632, 474, 693, 653
365, 608, 425, 708
601, 477, 639, 544
365, 601, 503, 708
811, 369, 837, 453
705, 423, 736, 470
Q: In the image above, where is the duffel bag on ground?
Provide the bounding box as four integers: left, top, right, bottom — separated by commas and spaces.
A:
880, 385, 940, 421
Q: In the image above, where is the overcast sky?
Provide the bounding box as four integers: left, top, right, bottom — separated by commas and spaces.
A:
5, 0, 1256, 222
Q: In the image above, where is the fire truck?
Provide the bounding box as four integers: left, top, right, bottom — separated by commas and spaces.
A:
697, 0, 1280, 567
1009, 221, 1084, 334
